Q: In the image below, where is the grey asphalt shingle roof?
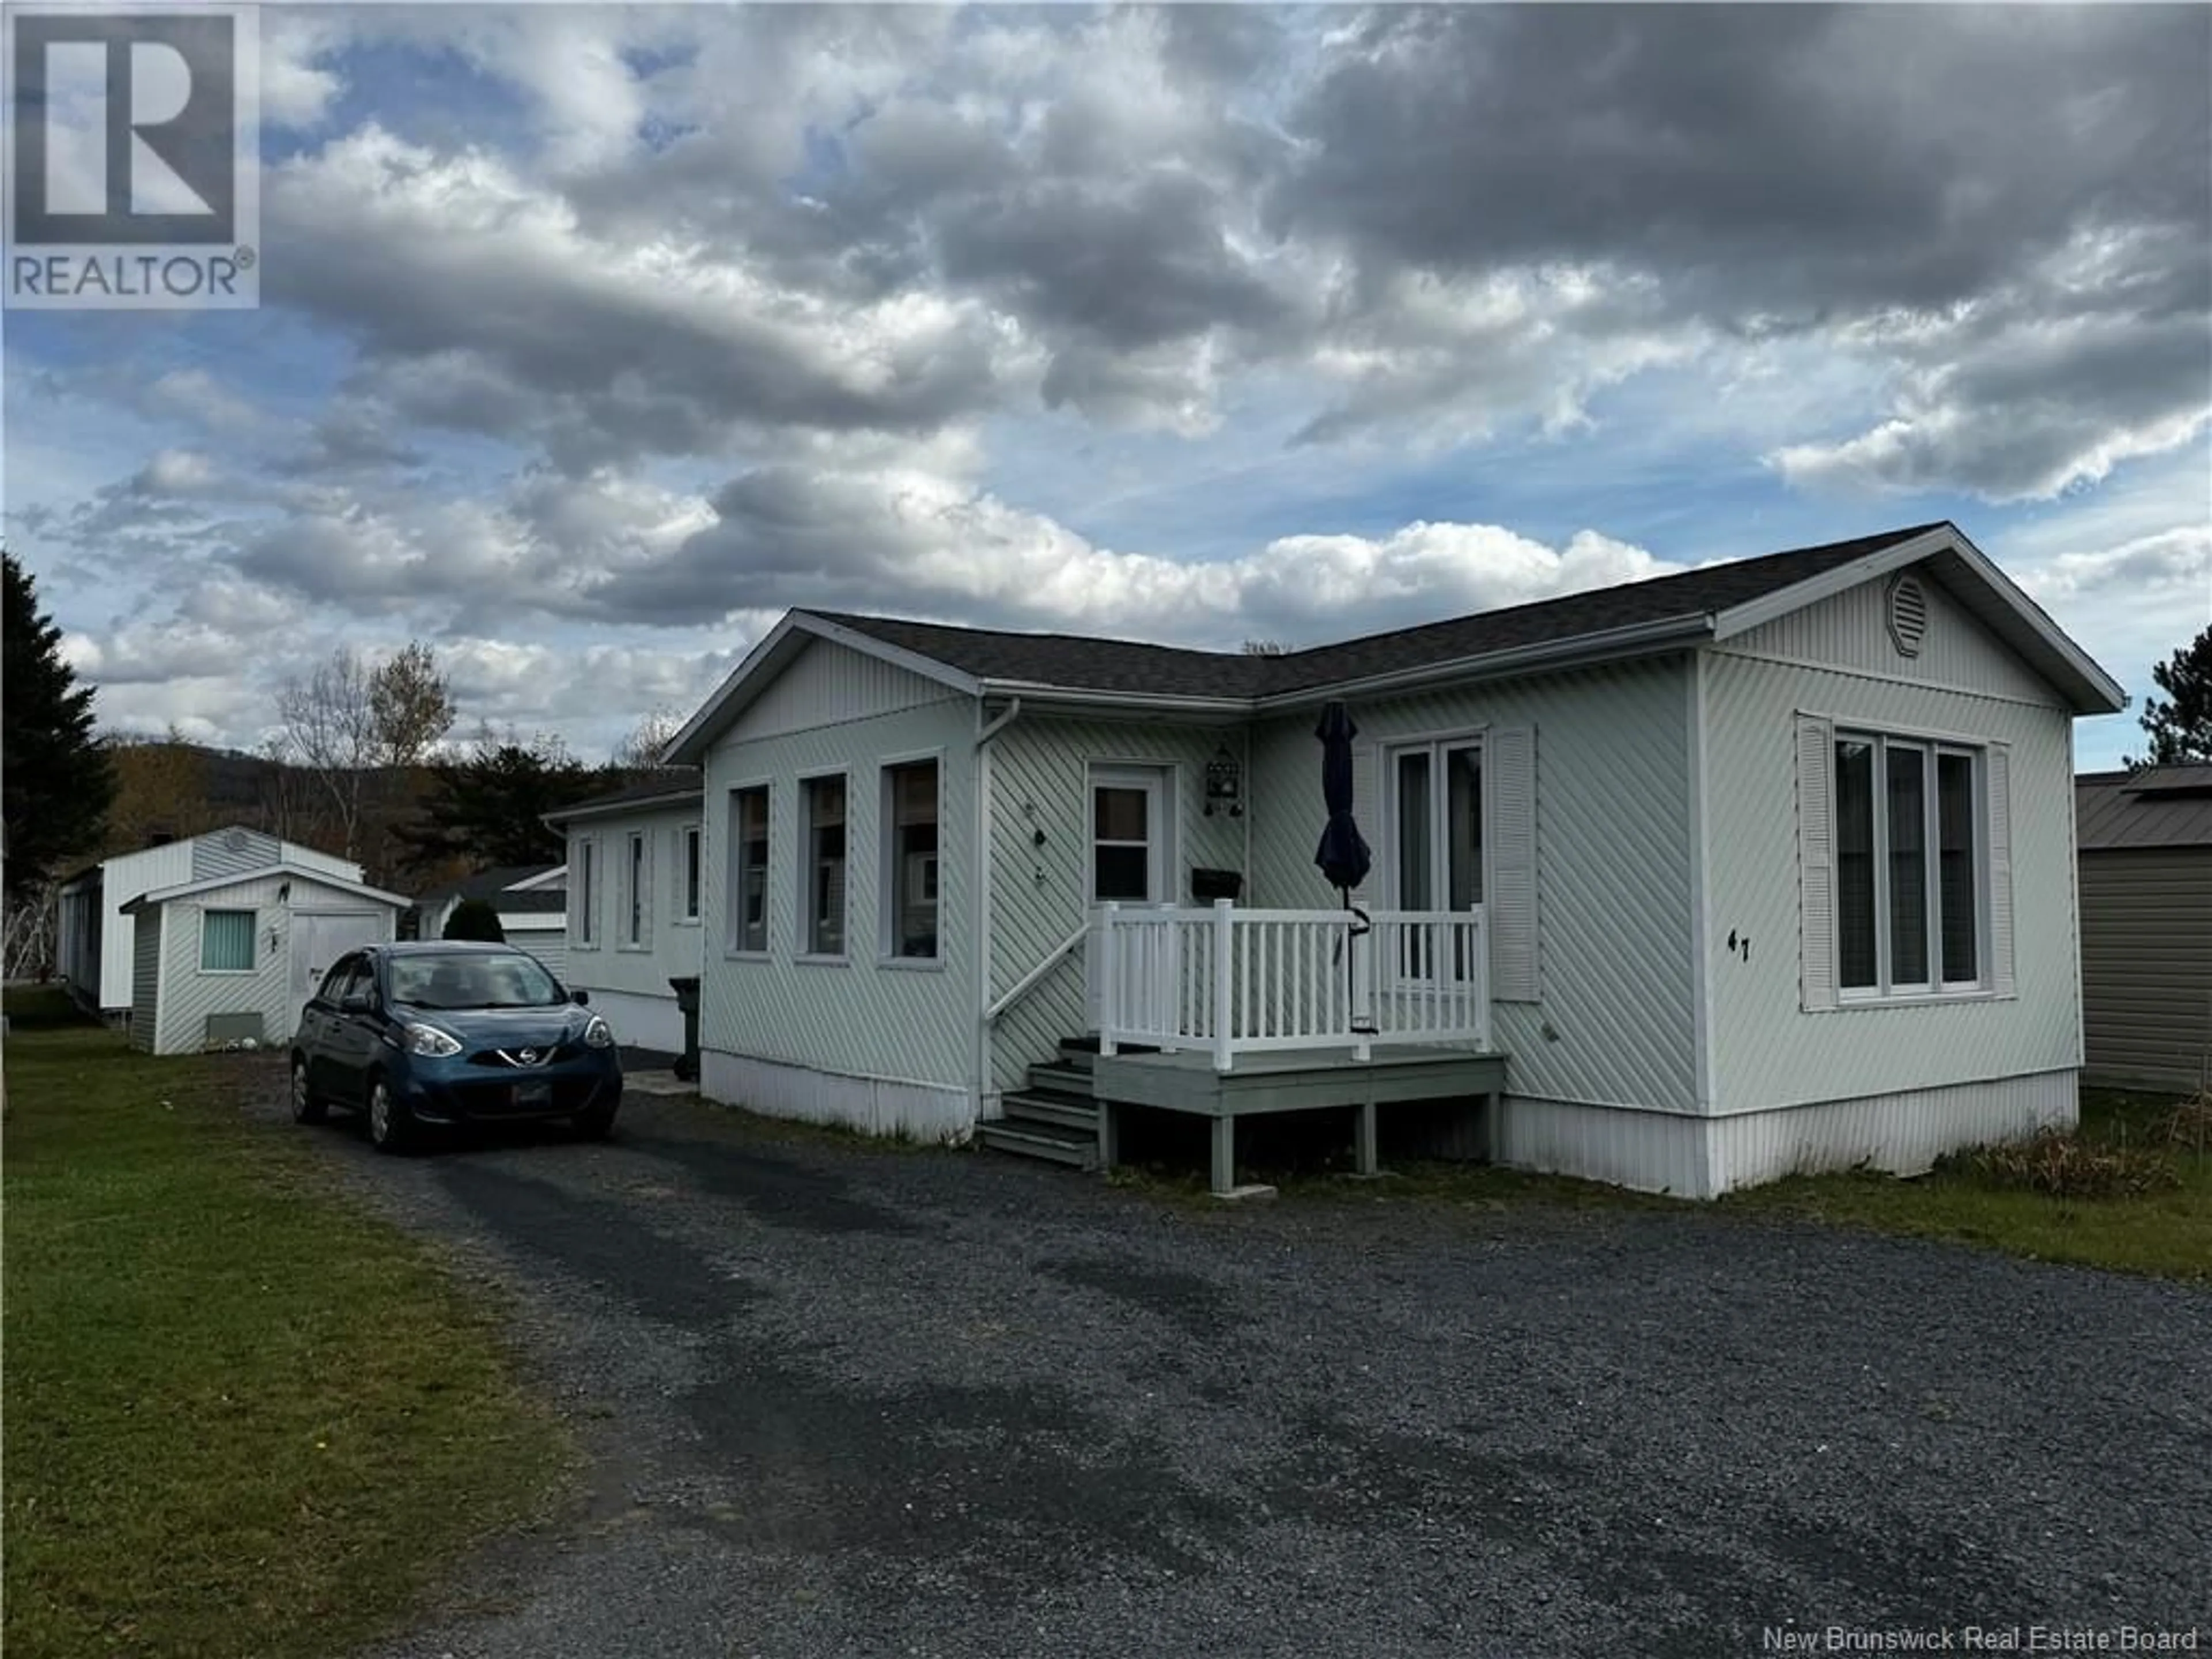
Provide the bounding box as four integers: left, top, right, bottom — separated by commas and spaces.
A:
810, 523, 1944, 700
414, 864, 569, 914
546, 770, 704, 821
2076, 766, 2212, 852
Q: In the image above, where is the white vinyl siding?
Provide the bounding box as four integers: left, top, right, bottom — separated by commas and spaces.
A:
1709, 645, 2066, 1119
200, 909, 256, 972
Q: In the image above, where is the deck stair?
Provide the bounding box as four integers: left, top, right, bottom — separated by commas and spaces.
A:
975, 1041, 1113, 1170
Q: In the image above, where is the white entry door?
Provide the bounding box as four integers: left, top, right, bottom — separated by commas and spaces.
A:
1086, 766, 1175, 1033
1088, 766, 1172, 904
289, 911, 388, 1037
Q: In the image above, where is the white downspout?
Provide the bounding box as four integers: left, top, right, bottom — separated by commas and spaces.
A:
973, 697, 1022, 1123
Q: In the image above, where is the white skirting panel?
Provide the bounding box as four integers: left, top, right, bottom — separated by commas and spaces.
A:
699, 1050, 978, 1144
592, 988, 684, 1055
1708, 1068, 2078, 1194
1493, 1096, 1715, 1199
1494, 1070, 2080, 1199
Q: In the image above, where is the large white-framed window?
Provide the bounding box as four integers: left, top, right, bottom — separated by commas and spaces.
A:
573, 838, 597, 948
1384, 736, 1484, 980
200, 908, 256, 972
1833, 730, 1985, 998
800, 772, 847, 959
622, 830, 649, 949
728, 786, 770, 955
881, 758, 940, 961
679, 824, 702, 924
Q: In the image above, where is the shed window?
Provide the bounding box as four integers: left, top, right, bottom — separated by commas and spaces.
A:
200, 910, 256, 972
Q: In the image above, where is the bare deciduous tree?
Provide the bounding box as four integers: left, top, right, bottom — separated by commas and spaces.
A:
274, 647, 379, 858
611, 704, 682, 770
1241, 639, 1290, 657
369, 641, 457, 766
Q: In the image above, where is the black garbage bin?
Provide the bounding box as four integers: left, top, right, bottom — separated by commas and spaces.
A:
668, 975, 701, 1081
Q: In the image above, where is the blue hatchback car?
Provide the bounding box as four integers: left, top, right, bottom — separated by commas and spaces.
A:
291, 941, 623, 1152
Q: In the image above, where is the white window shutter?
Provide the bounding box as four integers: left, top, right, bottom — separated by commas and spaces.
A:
1488, 725, 1539, 1003
1796, 714, 1837, 1012
1349, 738, 1377, 910
1987, 743, 2014, 998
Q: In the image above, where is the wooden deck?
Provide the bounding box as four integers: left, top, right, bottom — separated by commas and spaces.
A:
1090, 1044, 1508, 1195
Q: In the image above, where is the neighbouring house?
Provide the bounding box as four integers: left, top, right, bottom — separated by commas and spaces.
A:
119, 863, 410, 1055
545, 772, 704, 1054
662, 521, 2126, 1199
410, 864, 570, 980
2074, 765, 2212, 1093
57, 826, 364, 1021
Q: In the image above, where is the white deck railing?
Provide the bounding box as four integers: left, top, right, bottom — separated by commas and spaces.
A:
1091, 900, 1489, 1071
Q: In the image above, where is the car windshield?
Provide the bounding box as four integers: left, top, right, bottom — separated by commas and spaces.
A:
386, 953, 563, 1010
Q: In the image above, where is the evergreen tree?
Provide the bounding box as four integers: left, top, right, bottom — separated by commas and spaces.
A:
3, 554, 113, 897
441, 897, 506, 942
401, 740, 591, 872
2134, 626, 2212, 767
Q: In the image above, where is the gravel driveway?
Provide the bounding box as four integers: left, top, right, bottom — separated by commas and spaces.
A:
252, 1078, 2210, 1659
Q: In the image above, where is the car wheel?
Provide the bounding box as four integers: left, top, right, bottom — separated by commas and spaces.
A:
574, 1096, 619, 1141
291, 1058, 328, 1125
367, 1077, 413, 1154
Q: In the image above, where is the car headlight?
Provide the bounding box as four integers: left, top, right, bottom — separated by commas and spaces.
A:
582, 1015, 614, 1050
403, 1023, 463, 1058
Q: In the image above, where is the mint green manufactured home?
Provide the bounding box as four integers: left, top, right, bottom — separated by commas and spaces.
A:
666, 522, 2124, 1197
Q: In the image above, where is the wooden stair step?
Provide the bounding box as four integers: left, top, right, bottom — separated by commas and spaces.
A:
1024, 1063, 1094, 1100
976, 1118, 1098, 1171
1002, 1089, 1097, 1132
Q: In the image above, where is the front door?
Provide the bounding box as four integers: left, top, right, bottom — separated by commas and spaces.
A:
1085, 765, 1173, 1032
290, 911, 387, 1037
1088, 766, 1171, 905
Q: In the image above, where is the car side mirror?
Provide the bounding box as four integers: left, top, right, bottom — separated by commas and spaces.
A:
342, 990, 373, 1013
570, 989, 589, 1006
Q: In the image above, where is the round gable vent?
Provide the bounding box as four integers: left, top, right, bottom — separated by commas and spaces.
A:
1885, 571, 1928, 658
223, 827, 249, 852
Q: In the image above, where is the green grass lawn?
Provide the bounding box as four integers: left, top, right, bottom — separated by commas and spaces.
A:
3, 989, 571, 1659
1720, 1087, 2212, 1283
1115, 1085, 2210, 1282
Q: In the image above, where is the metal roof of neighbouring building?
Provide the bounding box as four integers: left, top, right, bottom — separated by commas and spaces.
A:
2076, 766, 2212, 852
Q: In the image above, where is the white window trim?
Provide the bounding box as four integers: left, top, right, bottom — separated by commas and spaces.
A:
879, 749, 944, 964
725, 780, 772, 960
676, 823, 702, 927
198, 907, 259, 975
798, 766, 851, 961
1834, 729, 1993, 1007
619, 829, 651, 952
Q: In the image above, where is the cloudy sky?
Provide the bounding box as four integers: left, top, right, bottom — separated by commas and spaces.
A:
7, 3, 2208, 767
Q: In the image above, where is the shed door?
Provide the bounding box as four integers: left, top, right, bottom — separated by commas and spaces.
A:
289, 912, 388, 1038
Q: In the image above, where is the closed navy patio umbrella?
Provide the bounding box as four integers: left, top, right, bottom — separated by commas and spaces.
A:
1314, 702, 1376, 1033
